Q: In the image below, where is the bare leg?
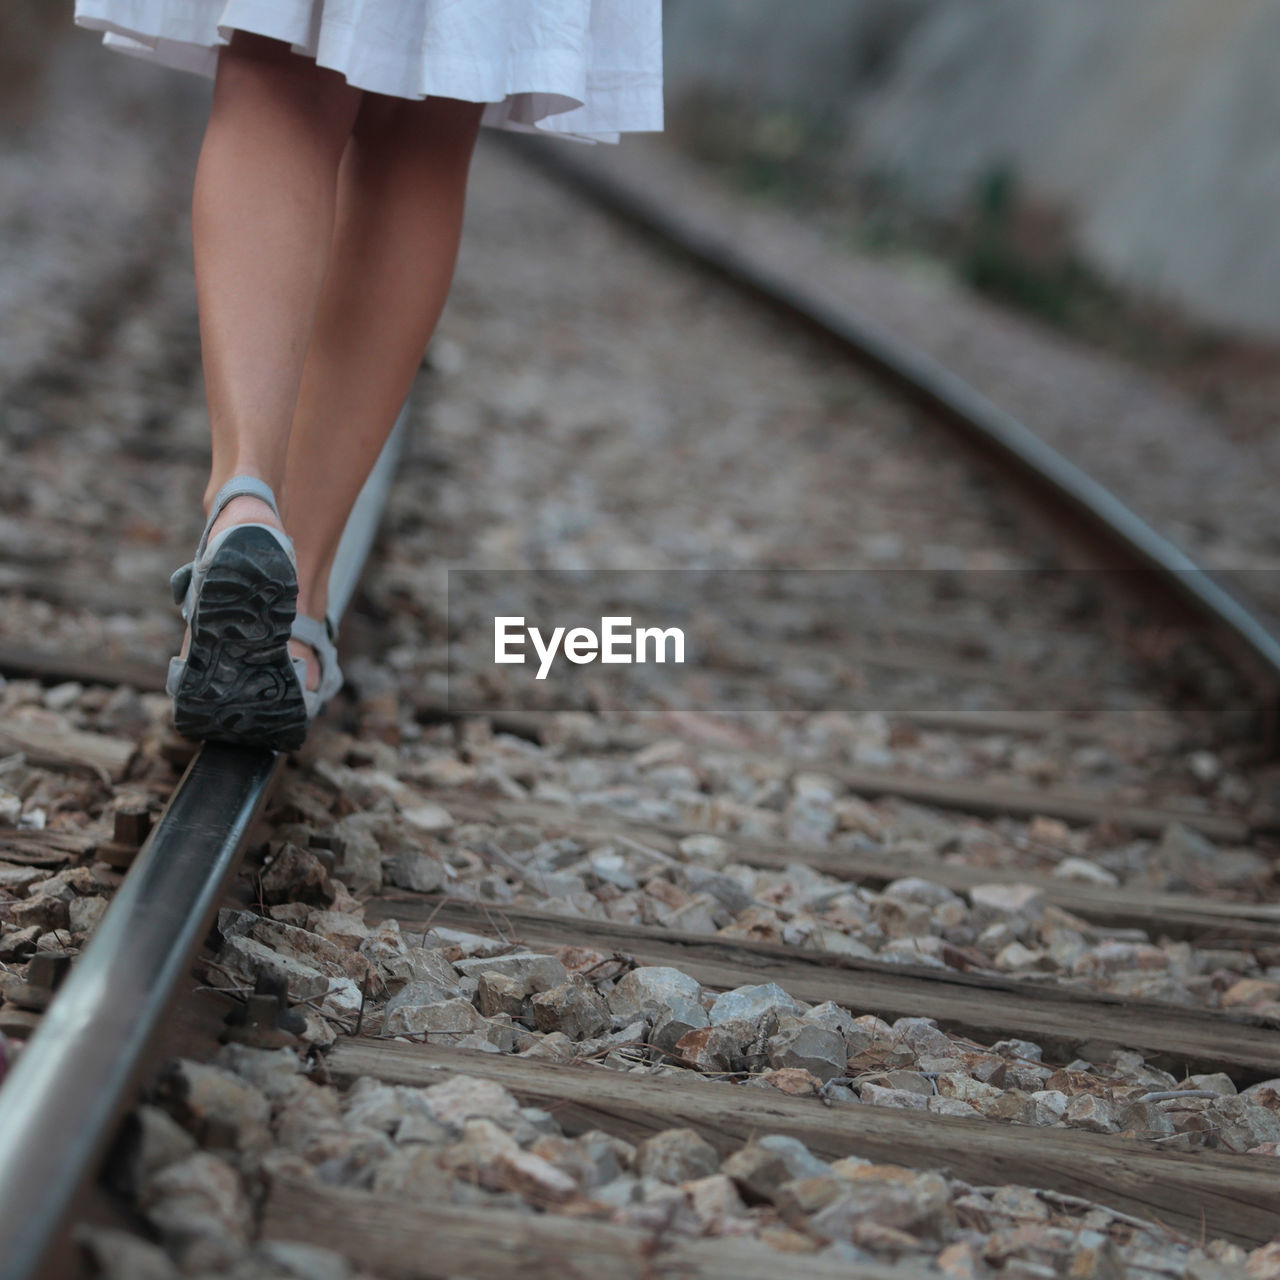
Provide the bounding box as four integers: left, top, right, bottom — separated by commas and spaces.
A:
282, 94, 484, 683
193, 31, 363, 543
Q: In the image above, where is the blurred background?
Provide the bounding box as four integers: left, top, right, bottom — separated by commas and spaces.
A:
8, 0, 1280, 395
665, 0, 1280, 349
1, 0, 1277, 658
8, 1, 1277, 440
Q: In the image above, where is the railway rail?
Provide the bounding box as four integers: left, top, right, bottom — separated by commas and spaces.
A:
1, 65, 1279, 1280
0, 413, 406, 1280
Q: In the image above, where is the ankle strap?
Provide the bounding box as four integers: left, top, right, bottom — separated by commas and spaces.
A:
292, 612, 344, 707
209, 476, 281, 523
290, 612, 335, 652
195, 476, 284, 564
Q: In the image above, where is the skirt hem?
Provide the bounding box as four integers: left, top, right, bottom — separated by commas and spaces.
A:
75, 1, 663, 143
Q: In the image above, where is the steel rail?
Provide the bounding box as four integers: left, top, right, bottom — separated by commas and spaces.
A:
504, 137, 1280, 707
0, 408, 408, 1280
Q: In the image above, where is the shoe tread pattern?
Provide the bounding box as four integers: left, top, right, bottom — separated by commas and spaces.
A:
171, 527, 307, 752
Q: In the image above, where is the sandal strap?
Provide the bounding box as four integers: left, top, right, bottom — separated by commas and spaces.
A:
290, 611, 334, 653
164, 655, 186, 699
292, 613, 344, 708
209, 475, 281, 521
170, 562, 194, 607
170, 476, 294, 622
194, 476, 286, 567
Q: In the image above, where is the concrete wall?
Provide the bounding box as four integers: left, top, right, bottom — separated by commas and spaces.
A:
664, 0, 1280, 339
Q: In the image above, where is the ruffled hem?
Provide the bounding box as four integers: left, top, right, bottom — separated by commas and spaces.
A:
74, 0, 663, 143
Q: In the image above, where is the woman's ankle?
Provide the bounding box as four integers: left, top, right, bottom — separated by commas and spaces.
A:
206, 494, 285, 546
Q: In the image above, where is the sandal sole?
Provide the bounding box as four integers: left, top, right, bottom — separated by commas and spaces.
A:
171, 526, 308, 752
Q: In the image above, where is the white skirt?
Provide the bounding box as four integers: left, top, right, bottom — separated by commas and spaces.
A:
74, 0, 663, 142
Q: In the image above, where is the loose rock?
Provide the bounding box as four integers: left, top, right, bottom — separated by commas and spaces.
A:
635, 1128, 720, 1184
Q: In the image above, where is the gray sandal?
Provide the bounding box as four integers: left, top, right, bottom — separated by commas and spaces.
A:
290, 611, 344, 723
166, 476, 309, 751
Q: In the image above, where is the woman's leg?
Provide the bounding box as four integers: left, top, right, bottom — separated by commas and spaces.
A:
193, 31, 364, 542
281, 94, 485, 681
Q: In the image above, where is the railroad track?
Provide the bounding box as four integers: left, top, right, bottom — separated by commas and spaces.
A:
2, 48, 1280, 1280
